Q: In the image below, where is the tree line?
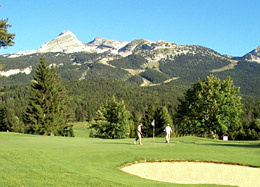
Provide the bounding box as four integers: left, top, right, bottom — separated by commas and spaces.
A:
0, 55, 260, 140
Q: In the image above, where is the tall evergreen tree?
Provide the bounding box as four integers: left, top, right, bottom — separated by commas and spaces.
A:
47, 66, 73, 136
154, 106, 173, 136
141, 104, 157, 137
25, 55, 73, 136
175, 75, 242, 139
0, 106, 8, 131
0, 103, 24, 132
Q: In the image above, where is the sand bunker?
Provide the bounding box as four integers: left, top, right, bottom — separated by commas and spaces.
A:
122, 161, 260, 187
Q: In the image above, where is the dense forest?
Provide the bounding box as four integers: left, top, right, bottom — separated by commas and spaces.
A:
1, 52, 260, 96
1, 75, 260, 139
0, 51, 260, 140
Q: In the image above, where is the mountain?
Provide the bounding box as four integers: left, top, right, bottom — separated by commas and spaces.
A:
5, 30, 225, 61
88, 37, 128, 54
6, 31, 129, 58
37, 30, 86, 53
1, 30, 260, 96
241, 46, 260, 63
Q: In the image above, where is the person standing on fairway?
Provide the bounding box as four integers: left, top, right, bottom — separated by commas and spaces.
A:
164, 124, 172, 143
134, 123, 143, 145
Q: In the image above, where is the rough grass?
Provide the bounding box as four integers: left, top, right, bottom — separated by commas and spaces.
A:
0, 124, 259, 187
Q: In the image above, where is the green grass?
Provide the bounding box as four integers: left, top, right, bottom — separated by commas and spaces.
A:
0, 126, 259, 187
72, 122, 91, 138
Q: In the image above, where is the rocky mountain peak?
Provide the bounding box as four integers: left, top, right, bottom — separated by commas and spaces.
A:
242, 45, 260, 63
58, 30, 75, 37
255, 46, 260, 53
89, 37, 109, 46
87, 37, 129, 54
37, 30, 86, 53
6, 30, 258, 62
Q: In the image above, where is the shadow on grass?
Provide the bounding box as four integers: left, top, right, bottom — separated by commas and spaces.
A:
94, 140, 178, 145
95, 141, 132, 145
154, 141, 177, 145
200, 142, 260, 149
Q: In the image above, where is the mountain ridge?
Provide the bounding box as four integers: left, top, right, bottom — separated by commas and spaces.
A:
241, 46, 260, 63
2, 30, 260, 63
1, 30, 241, 60
5, 31, 129, 58
1, 30, 260, 96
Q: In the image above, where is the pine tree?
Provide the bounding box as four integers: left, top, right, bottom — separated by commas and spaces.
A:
154, 106, 173, 136
0, 18, 15, 48
91, 96, 130, 139
46, 66, 73, 136
25, 55, 73, 136
141, 104, 156, 137
0, 106, 8, 131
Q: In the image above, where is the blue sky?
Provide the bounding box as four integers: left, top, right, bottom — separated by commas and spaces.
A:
0, 0, 259, 56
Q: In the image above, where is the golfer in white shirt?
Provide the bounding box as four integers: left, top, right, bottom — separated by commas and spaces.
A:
164, 124, 172, 143
134, 123, 143, 145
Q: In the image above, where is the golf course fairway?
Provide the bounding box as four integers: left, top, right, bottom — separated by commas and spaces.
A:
0, 130, 259, 186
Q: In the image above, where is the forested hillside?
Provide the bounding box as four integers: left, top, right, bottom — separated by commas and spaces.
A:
1, 40, 260, 140
1, 75, 260, 139
1, 51, 260, 96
